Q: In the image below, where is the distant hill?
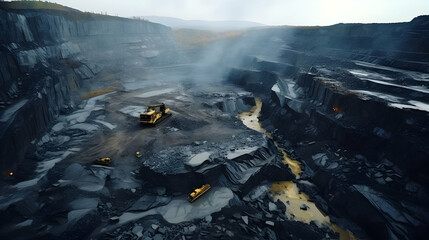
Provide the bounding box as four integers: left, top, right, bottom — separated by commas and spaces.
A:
0, 1, 140, 21
142, 16, 265, 31
0, 1, 75, 11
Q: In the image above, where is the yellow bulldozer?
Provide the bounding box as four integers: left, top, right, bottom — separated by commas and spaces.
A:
139, 103, 171, 125
188, 184, 211, 202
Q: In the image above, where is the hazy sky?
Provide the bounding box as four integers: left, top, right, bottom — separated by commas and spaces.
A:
51, 0, 428, 26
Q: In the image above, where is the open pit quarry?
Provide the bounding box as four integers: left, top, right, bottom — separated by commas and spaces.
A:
0, 2, 428, 240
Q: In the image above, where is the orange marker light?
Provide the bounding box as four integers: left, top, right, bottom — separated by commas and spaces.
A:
9, 172, 13, 176
332, 106, 341, 113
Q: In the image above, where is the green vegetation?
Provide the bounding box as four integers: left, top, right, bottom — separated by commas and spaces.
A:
0, 1, 128, 21
0, 1, 70, 11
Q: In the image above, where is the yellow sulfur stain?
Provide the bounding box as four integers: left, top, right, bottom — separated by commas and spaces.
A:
81, 88, 113, 100
239, 97, 357, 240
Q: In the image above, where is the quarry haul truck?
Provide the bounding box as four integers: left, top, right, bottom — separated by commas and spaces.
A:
188, 184, 211, 202
139, 103, 171, 125
94, 157, 112, 166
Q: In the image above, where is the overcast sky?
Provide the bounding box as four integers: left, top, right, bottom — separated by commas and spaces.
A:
51, 0, 428, 26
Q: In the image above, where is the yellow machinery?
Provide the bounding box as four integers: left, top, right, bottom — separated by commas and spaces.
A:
139, 103, 171, 125
94, 157, 112, 166
188, 184, 211, 202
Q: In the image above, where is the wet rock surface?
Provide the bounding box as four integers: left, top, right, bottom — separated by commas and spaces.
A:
226, 17, 429, 240
0, 3, 179, 174
1, 3, 429, 240
0, 79, 304, 239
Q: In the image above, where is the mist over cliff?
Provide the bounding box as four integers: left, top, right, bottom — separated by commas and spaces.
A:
0, 2, 428, 240
143, 16, 265, 31
0, 2, 181, 173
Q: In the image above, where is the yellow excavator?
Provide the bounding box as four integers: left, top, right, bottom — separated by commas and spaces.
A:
188, 184, 211, 202
139, 103, 171, 125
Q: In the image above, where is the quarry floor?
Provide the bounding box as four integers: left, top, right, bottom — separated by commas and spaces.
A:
1, 51, 429, 239
0, 65, 353, 240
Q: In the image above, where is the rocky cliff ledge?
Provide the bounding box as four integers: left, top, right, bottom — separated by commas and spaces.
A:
226, 16, 429, 239
0, 3, 177, 175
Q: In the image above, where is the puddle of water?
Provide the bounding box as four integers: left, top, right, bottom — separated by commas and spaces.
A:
237, 98, 267, 135
271, 182, 356, 240
276, 144, 302, 177
332, 224, 357, 240
239, 97, 356, 240
271, 182, 328, 224
237, 98, 301, 176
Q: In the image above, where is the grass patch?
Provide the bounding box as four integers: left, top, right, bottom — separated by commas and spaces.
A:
0, 1, 69, 11
0, 1, 144, 22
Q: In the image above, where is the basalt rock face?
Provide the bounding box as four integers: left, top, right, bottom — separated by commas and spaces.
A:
290, 73, 428, 182
0, 6, 177, 175
286, 16, 429, 73
227, 68, 279, 93
265, 70, 429, 239
266, 69, 429, 186
227, 16, 429, 240
139, 133, 294, 197
0, 7, 172, 101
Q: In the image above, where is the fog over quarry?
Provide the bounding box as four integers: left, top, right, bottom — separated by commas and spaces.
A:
0, 2, 429, 240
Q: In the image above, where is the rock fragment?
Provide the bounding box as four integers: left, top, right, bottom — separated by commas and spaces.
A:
241, 215, 249, 225
268, 202, 277, 211
265, 221, 275, 226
